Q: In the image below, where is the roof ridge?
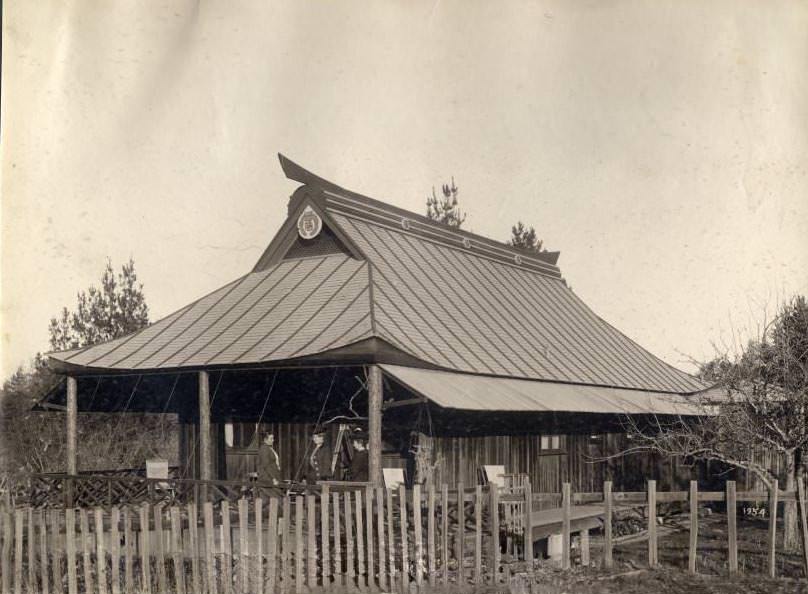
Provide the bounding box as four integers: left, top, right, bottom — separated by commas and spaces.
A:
277, 154, 562, 276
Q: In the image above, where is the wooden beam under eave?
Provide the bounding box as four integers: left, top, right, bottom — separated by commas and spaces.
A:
66, 376, 77, 475
367, 365, 383, 486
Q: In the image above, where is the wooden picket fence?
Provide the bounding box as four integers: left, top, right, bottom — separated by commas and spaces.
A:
2, 478, 807, 594
0, 482, 523, 594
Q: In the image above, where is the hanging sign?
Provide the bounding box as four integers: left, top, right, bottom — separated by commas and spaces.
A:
297, 206, 323, 239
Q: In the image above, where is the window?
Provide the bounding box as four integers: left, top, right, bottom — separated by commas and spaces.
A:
224, 423, 234, 448
540, 434, 563, 452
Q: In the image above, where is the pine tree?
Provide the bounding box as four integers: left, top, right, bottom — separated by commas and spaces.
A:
426, 177, 466, 228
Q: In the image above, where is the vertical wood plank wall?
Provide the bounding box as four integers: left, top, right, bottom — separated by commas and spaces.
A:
182, 422, 694, 492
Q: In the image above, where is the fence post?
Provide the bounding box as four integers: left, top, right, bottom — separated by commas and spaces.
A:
331, 492, 341, 589
321, 486, 332, 591
268, 497, 279, 594
295, 496, 304, 594
768, 479, 779, 579
456, 482, 464, 584
413, 484, 422, 587
603, 481, 613, 568
798, 477, 808, 578
64, 509, 76, 594
647, 480, 657, 568
26, 508, 35, 594
560, 483, 571, 570
220, 500, 232, 594
398, 485, 408, 590
441, 484, 449, 586
524, 479, 533, 566
689, 480, 698, 574
489, 485, 500, 585
376, 487, 387, 591
45, 509, 62, 594
727, 481, 737, 575
427, 485, 436, 588
14, 508, 24, 594
79, 508, 94, 594
474, 485, 483, 587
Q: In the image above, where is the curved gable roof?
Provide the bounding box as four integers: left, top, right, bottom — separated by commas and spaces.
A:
49, 154, 705, 394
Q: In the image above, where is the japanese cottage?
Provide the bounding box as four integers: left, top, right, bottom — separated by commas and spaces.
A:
47, 155, 708, 492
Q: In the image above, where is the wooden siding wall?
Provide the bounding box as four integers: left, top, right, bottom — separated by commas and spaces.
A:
179, 422, 695, 492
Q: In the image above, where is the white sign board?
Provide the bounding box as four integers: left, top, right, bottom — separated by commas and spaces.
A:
382, 468, 406, 489
482, 465, 506, 488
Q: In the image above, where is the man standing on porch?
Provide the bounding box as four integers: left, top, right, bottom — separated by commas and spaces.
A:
257, 430, 281, 486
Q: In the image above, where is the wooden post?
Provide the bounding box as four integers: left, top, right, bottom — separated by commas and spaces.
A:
331, 493, 341, 589
490, 485, 500, 585
307, 495, 317, 590
797, 477, 808, 579
254, 498, 263, 594
354, 491, 366, 589
1, 509, 10, 594
367, 365, 383, 486
727, 481, 737, 575
203, 502, 216, 594
14, 509, 23, 594
66, 377, 78, 476
474, 486, 482, 587
169, 507, 185, 594
561, 483, 571, 570
364, 486, 375, 591
343, 493, 355, 590
603, 481, 613, 569
38, 511, 49, 594
139, 504, 152, 594
398, 485, 408, 590
280, 496, 290, 594
123, 507, 134, 594
186, 503, 200, 594
768, 479, 779, 579
110, 507, 121, 594
94, 508, 107, 594
79, 508, 94, 594
385, 489, 395, 588
376, 487, 387, 591
580, 529, 590, 567
46, 510, 62, 594
456, 482, 464, 584
441, 485, 449, 585
64, 509, 76, 594
321, 487, 331, 591
267, 498, 279, 594
221, 500, 232, 594
153, 506, 167, 594
413, 484, 422, 587
294, 497, 304, 594
239, 498, 249, 594
26, 509, 35, 594
688, 480, 698, 574
647, 480, 657, 568
427, 485, 436, 587
523, 480, 533, 565
198, 371, 212, 485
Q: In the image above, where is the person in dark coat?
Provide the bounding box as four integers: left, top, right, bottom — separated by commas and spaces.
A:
305, 427, 334, 483
349, 428, 369, 482
256, 430, 282, 486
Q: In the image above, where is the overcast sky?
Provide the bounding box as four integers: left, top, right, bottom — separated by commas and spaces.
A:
2, 1, 807, 380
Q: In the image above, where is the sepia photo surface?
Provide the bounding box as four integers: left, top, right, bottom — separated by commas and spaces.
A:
1, 2, 807, 592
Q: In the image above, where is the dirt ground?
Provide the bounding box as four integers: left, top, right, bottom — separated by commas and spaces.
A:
473, 511, 808, 593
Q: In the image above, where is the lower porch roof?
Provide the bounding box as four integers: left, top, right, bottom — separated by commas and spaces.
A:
380, 364, 711, 416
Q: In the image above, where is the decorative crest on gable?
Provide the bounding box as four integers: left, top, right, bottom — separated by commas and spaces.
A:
297, 205, 323, 240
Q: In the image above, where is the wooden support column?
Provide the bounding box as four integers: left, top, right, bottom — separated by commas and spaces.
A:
198, 371, 212, 482
66, 376, 78, 475
367, 365, 383, 486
